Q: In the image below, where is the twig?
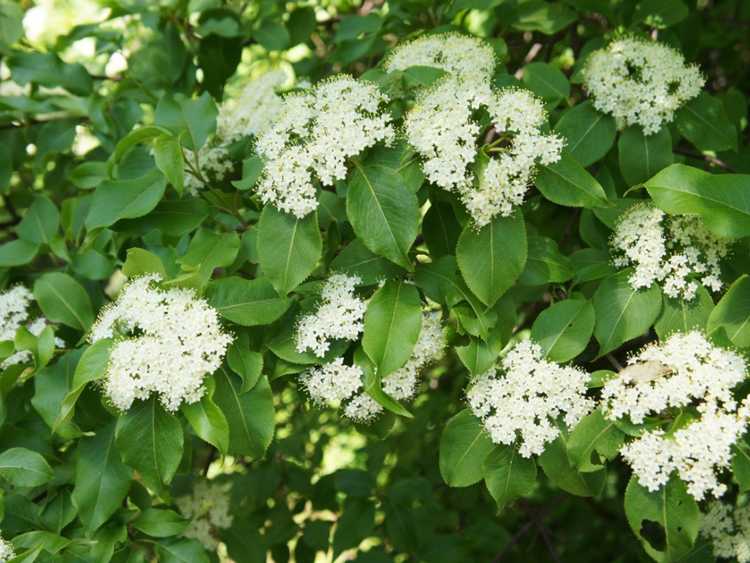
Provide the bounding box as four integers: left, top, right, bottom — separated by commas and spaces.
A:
673, 147, 736, 172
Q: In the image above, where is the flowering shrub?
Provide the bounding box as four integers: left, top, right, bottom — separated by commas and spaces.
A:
0, 1, 749, 561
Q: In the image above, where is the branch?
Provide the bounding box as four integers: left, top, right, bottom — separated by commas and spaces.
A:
673, 147, 736, 172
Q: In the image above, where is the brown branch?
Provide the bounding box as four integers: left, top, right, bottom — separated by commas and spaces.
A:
673, 147, 736, 172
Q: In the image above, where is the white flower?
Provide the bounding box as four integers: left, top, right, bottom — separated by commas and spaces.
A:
300, 357, 364, 406
611, 203, 730, 300
382, 311, 445, 401
0, 285, 65, 370
384, 32, 497, 82
0, 285, 34, 342
583, 38, 704, 135
601, 331, 746, 424
344, 392, 384, 423
217, 69, 286, 142
176, 480, 233, 550
0, 532, 14, 563
702, 501, 750, 562
620, 406, 746, 500
90, 275, 232, 412
604, 332, 749, 500
467, 339, 593, 457
404, 78, 562, 226
255, 75, 395, 218
183, 143, 234, 196
295, 274, 366, 357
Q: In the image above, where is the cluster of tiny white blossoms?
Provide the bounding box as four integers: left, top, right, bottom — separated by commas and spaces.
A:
184, 69, 286, 194
583, 38, 704, 134
384, 32, 497, 82
404, 76, 563, 227
467, 339, 593, 457
701, 501, 750, 562
90, 275, 232, 412
302, 311, 446, 423
216, 69, 286, 143
0, 285, 64, 370
295, 274, 366, 357
602, 332, 749, 499
611, 203, 730, 300
0, 532, 14, 563
176, 480, 233, 550
255, 75, 395, 218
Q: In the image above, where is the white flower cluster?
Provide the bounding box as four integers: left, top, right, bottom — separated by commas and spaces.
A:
0, 285, 64, 370
404, 77, 563, 226
184, 70, 286, 195
583, 38, 704, 134
256, 75, 395, 218
702, 501, 750, 562
302, 311, 446, 423
176, 480, 233, 550
0, 533, 14, 563
295, 274, 366, 357
217, 69, 286, 142
620, 405, 746, 500
90, 275, 232, 412
184, 143, 234, 195
384, 32, 497, 82
603, 332, 749, 500
467, 339, 593, 457
611, 203, 730, 300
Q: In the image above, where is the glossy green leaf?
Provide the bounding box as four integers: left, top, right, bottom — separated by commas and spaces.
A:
618, 126, 673, 187
554, 101, 617, 166
33, 272, 94, 331
531, 298, 595, 362
536, 152, 609, 208
439, 409, 495, 487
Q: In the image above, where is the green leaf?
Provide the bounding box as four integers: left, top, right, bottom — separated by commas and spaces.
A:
644, 164, 750, 239
618, 126, 673, 187
536, 152, 609, 208
32, 350, 81, 438
732, 440, 750, 492
155, 92, 217, 151
232, 156, 264, 191
33, 272, 94, 331
257, 206, 322, 295
530, 298, 595, 362
177, 229, 240, 287
86, 169, 167, 231
538, 432, 605, 497
153, 135, 184, 195
593, 272, 662, 356
0, 1, 23, 47
213, 370, 275, 458
355, 348, 413, 418
483, 446, 537, 512
133, 508, 188, 538
329, 239, 404, 286
332, 498, 375, 558
456, 211, 527, 307
707, 274, 750, 347
117, 198, 210, 238
362, 280, 422, 377
0, 448, 53, 487
566, 409, 625, 472
122, 248, 167, 278
423, 200, 461, 258
156, 539, 210, 563
116, 397, 184, 492
206, 277, 290, 326
72, 422, 132, 533
55, 340, 112, 432
0, 239, 39, 267
655, 286, 714, 340
519, 235, 573, 286
227, 341, 263, 393
624, 476, 700, 562
522, 62, 570, 105
439, 409, 495, 487
634, 0, 688, 28
8, 52, 92, 95
676, 92, 738, 153
17, 196, 59, 245
554, 101, 617, 166
346, 157, 419, 270
182, 376, 230, 455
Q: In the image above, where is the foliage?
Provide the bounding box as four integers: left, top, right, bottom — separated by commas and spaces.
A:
0, 0, 750, 562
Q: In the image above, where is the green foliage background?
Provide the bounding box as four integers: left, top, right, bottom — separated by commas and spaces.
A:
0, 0, 749, 561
